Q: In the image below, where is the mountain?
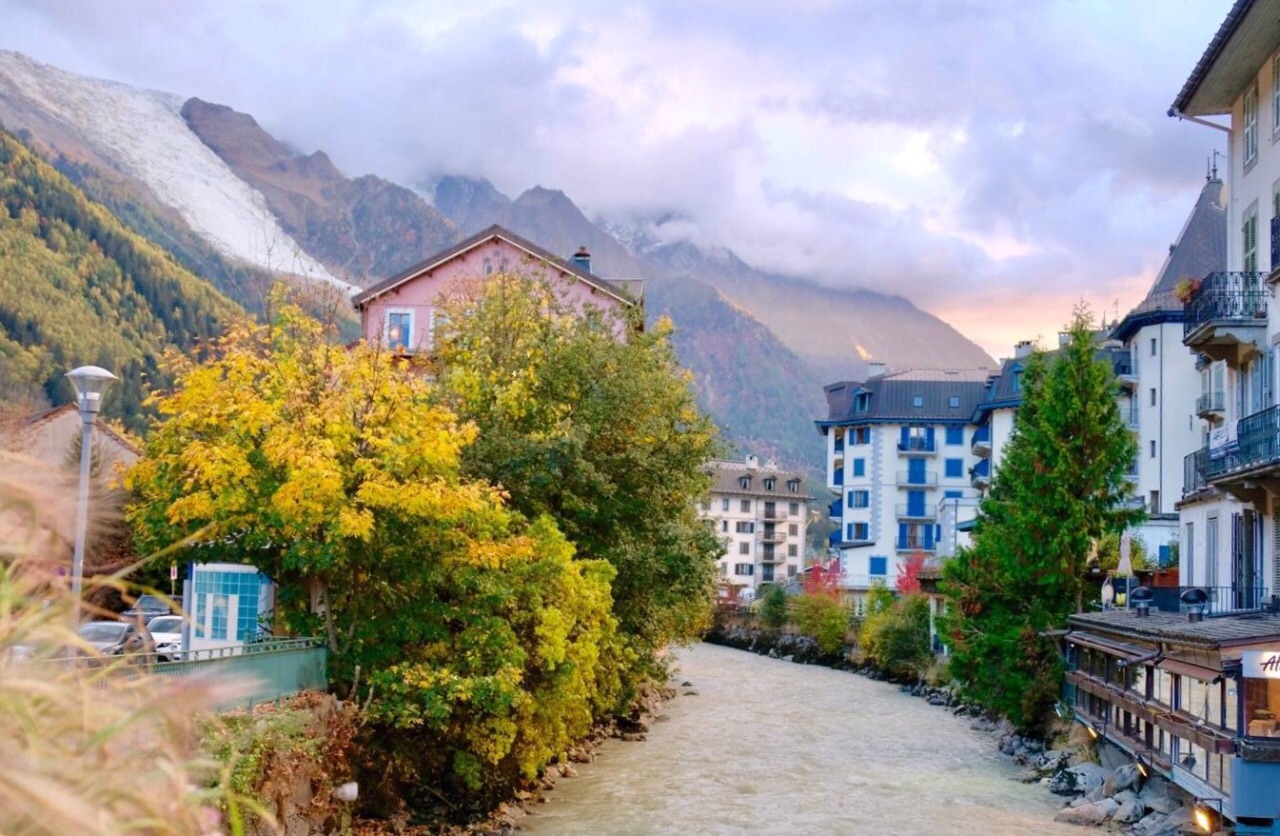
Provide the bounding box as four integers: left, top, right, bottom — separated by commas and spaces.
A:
0, 127, 240, 430
181, 98, 457, 284
0, 51, 996, 471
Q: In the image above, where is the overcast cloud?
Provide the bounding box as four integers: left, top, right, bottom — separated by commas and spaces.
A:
2, 0, 1233, 358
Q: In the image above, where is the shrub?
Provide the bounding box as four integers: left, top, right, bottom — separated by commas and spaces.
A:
791, 593, 850, 655
759, 584, 789, 630
859, 593, 932, 679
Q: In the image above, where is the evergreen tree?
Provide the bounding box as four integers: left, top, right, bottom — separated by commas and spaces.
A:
940, 305, 1142, 736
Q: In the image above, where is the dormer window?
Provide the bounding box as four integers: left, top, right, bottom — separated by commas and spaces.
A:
739, 476, 751, 490
787, 479, 800, 493
764, 477, 776, 491
855, 392, 870, 413
949, 396, 960, 409
912, 395, 924, 408
1012, 370, 1023, 393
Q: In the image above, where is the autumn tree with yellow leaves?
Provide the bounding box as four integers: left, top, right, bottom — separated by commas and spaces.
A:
127, 292, 625, 799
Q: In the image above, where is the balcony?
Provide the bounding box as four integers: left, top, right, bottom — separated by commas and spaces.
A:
1202, 404, 1280, 498
1195, 390, 1225, 420
897, 437, 937, 455
1183, 271, 1267, 367
1148, 585, 1270, 616
1122, 407, 1139, 432
760, 530, 787, 544
828, 498, 842, 521
895, 539, 936, 554
1115, 355, 1138, 389
759, 550, 786, 563
895, 503, 936, 521
971, 424, 992, 458
1183, 448, 1208, 497
969, 459, 990, 490
896, 471, 937, 487
761, 507, 784, 521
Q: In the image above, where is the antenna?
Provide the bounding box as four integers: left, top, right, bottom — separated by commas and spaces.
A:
1210, 149, 1224, 181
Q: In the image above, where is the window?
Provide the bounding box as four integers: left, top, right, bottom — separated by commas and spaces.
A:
386, 310, 413, 351
721, 520, 728, 532
789, 501, 799, 515
1244, 207, 1259, 273
788, 565, 797, 578
740, 499, 751, 513
855, 392, 870, 413
1150, 337, 1157, 357
738, 542, 750, 555
848, 490, 870, 508
1012, 370, 1022, 392
788, 480, 799, 493
945, 459, 963, 478
852, 426, 870, 445
699, 500, 710, 511
789, 523, 798, 535
1149, 387, 1157, 407
1274, 55, 1280, 133
764, 477, 776, 491
739, 476, 751, 490
734, 563, 754, 576
788, 544, 798, 557
1150, 439, 1157, 459
735, 521, 755, 533
852, 459, 866, 478
945, 426, 963, 445
912, 395, 924, 408
869, 556, 888, 576
1245, 82, 1259, 164
849, 522, 869, 541
1149, 490, 1160, 514
949, 396, 960, 409
721, 498, 730, 511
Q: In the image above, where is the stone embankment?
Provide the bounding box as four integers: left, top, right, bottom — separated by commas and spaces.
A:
708, 623, 1198, 835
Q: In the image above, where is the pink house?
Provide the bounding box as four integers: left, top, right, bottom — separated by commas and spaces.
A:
352, 225, 642, 352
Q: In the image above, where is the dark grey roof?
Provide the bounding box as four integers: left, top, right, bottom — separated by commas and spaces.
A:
352, 224, 637, 308
706, 461, 814, 500
1069, 608, 1280, 650
819, 369, 989, 425
1112, 179, 1226, 342
973, 340, 1133, 419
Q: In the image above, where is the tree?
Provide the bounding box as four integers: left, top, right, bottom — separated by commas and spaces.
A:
792, 592, 850, 655
940, 305, 1142, 736
859, 593, 932, 680
126, 292, 625, 797
759, 584, 789, 630
432, 273, 724, 683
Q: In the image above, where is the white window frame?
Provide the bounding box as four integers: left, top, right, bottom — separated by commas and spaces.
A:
385, 308, 414, 352
1273, 55, 1280, 134
1245, 206, 1259, 273
1245, 83, 1259, 165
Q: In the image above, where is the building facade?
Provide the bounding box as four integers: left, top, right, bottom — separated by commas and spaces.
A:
816, 367, 989, 604
1173, 0, 1280, 620
699, 456, 811, 592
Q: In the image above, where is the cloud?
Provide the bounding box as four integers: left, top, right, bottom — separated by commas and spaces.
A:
0, 0, 1236, 357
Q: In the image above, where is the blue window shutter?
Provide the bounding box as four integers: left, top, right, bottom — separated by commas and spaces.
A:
944, 490, 962, 499
925, 527, 935, 549
909, 458, 925, 482
853, 458, 865, 477
926, 427, 935, 445
1159, 545, 1171, 567
846, 523, 853, 541
869, 556, 887, 576
900, 426, 909, 444
898, 522, 907, 548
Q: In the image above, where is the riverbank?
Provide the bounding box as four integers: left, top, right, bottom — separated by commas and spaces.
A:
704, 626, 1198, 836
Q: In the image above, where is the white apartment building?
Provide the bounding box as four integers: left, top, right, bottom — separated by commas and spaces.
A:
699, 456, 811, 592
1172, 1, 1280, 613
816, 366, 989, 603
1112, 175, 1226, 558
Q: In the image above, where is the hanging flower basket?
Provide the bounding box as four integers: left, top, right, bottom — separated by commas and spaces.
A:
1173, 276, 1202, 304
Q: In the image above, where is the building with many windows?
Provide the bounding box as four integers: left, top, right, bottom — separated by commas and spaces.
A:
699, 456, 812, 593
816, 366, 989, 602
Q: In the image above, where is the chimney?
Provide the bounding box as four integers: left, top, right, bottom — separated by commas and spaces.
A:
867, 362, 887, 379
1181, 587, 1209, 622
1014, 340, 1035, 359
571, 246, 592, 274
745, 454, 759, 470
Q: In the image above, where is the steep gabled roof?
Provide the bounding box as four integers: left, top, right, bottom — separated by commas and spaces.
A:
1111, 179, 1226, 343
23, 403, 141, 456
351, 224, 636, 309
1171, 0, 1280, 117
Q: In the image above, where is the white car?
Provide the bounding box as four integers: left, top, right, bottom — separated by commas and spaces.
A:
145, 615, 185, 661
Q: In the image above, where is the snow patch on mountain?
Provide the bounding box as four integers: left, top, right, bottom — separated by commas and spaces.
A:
0, 51, 355, 294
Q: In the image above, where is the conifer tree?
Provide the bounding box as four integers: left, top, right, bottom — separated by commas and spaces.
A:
941, 305, 1142, 735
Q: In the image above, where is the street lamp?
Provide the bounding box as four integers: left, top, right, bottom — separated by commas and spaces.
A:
66, 365, 116, 611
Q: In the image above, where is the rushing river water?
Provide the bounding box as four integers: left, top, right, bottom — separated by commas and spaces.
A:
523, 643, 1081, 835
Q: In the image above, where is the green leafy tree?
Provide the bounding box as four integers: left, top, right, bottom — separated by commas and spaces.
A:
126, 292, 624, 797
792, 592, 850, 655
940, 305, 1142, 736
859, 593, 932, 680
432, 273, 724, 684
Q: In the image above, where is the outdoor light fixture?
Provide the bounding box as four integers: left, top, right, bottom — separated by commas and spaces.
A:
66, 365, 117, 613
1134, 755, 1149, 780
1085, 723, 1100, 740
1193, 799, 1222, 834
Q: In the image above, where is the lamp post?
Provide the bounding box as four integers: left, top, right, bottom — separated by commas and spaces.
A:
66, 365, 116, 612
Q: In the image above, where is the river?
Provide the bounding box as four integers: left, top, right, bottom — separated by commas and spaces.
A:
523, 643, 1080, 835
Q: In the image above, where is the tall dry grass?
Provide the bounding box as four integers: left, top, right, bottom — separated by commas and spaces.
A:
0, 449, 248, 835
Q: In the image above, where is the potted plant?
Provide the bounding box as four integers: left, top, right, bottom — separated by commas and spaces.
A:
1173, 276, 1202, 304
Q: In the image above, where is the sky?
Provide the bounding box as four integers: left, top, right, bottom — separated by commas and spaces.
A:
1, 0, 1236, 359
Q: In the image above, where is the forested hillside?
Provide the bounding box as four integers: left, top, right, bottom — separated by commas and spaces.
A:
0, 128, 240, 429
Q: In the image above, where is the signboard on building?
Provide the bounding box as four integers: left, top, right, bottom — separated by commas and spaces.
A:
1242, 650, 1280, 679
1209, 425, 1235, 460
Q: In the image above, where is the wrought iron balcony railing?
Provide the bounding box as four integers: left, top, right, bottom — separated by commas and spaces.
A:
1195, 390, 1225, 416
1183, 447, 1208, 496
1205, 404, 1280, 481
1184, 271, 1268, 338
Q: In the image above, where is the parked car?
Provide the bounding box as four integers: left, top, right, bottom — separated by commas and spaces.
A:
120, 594, 173, 622
77, 621, 154, 656
145, 615, 184, 661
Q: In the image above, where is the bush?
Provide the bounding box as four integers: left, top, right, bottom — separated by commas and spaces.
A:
791, 593, 850, 655
759, 585, 789, 630
859, 593, 932, 680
